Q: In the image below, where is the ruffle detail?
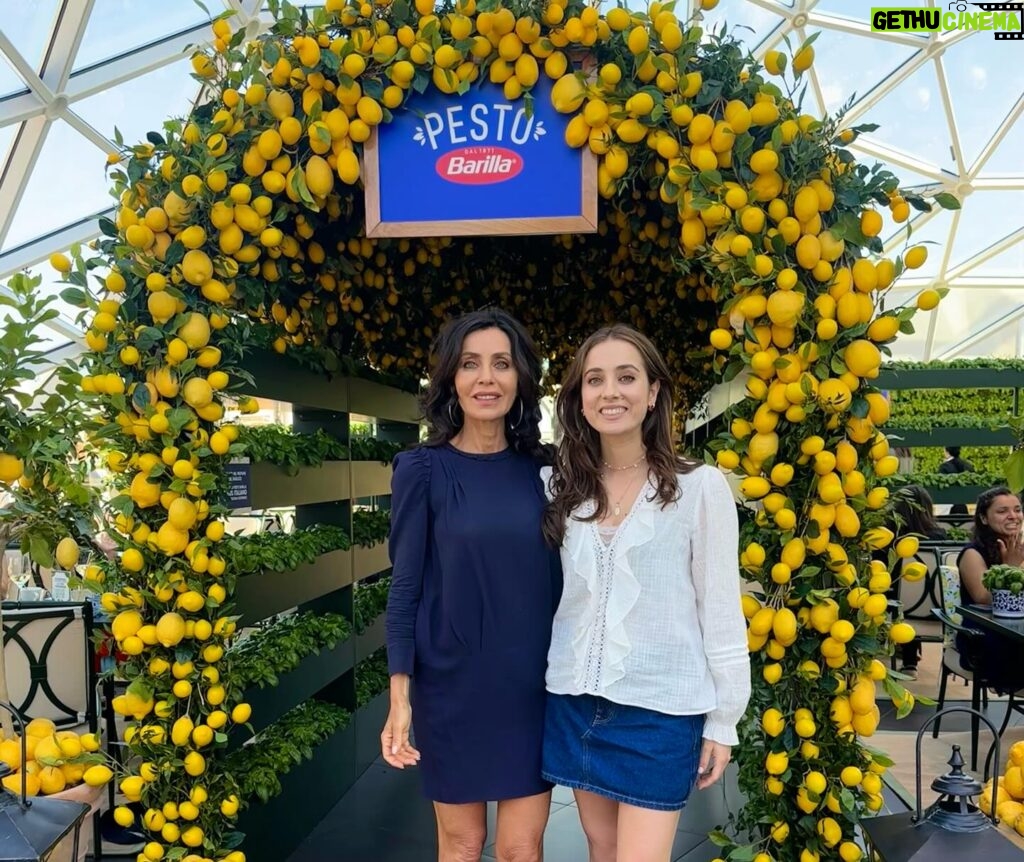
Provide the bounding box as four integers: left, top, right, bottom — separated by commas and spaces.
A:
566, 483, 657, 689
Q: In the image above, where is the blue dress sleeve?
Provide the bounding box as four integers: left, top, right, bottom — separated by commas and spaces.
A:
385, 447, 430, 676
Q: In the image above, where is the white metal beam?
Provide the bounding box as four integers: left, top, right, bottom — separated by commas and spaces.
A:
806, 10, 926, 48
932, 55, 965, 177
41, 0, 97, 95
971, 176, 1024, 190
0, 117, 51, 252
850, 137, 952, 183
0, 211, 107, 280
922, 295, 942, 360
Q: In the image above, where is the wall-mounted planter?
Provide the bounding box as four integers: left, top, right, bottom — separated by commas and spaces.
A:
235, 549, 353, 625
877, 367, 1024, 391
241, 638, 356, 738
238, 721, 357, 862
354, 541, 391, 582
350, 459, 393, 498
240, 351, 351, 412
354, 691, 391, 773
248, 461, 350, 509
355, 614, 386, 662
886, 427, 1016, 448
349, 377, 420, 423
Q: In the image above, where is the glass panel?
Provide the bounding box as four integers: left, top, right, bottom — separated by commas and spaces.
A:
862, 60, 957, 169
0, 49, 28, 98
810, 27, 921, 116
948, 190, 1024, 272
1, 120, 113, 251
73, 57, 198, 150
943, 36, 1024, 170
74, 1, 212, 70
0, 0, 58, 91
960, 324, 1023, 360
929, 287, 1024, 356
979, 111, 1024, 175
969, 241, 1024, 278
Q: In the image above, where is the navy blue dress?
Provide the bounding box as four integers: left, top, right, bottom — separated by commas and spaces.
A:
385, 443, 562, 803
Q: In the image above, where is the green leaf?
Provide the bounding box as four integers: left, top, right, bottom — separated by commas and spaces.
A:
933, 192, 961, 210
1006, 449, 1024, 494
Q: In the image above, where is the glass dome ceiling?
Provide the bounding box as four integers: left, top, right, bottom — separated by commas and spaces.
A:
0, 0, 1021, 358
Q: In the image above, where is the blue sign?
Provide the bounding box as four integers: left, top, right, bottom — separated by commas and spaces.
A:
364, 75, 597, 237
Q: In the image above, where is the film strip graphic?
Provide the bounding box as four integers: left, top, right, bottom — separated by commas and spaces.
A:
970, 1, 1024, 38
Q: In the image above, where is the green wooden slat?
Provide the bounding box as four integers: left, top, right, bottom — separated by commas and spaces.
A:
249, 461, 351, 509
235, 549, 353, 625
350, 459, 393, 498
885, 427, 1016, 447
353, 541, 391, 583
877, 367, 1024, 390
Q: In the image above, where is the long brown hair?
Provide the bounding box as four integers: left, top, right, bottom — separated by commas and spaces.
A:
542, 324, 698, 547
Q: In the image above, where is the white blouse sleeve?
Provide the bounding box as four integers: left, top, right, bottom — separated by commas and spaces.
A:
690, 467, 751, 745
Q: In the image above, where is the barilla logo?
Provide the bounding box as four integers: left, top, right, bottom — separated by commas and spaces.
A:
436, 147, 523, 185
412, 102, 546, 186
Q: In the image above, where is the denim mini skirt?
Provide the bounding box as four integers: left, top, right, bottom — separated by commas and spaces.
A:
541, 692, 705, 811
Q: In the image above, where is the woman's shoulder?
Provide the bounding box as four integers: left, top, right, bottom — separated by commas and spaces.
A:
392, 445, 434, 483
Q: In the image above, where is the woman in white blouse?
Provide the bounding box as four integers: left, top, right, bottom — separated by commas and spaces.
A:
541, 324, 751, 862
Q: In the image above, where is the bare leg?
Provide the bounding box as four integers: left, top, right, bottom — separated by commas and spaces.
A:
574, 789, 618, 862
434, 801, 488, 862
615, 802, 681, 862
494, 790, 552, 862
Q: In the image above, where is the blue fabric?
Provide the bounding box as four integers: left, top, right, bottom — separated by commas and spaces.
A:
542, 693, 705, 811
385, 444, 562, 803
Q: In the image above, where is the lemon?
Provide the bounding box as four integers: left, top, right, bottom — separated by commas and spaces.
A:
917, 289, 940, 310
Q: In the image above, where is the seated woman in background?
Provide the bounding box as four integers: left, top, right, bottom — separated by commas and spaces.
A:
958, 486, 1024, 604
889, 485, 947, 679
956, 486, 1024, 693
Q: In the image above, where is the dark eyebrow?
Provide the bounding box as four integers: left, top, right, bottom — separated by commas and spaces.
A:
460, 352, 512, 359
584, 364, 641, 375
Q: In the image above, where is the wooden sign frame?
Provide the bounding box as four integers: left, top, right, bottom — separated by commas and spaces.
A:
362, 121, 598, 238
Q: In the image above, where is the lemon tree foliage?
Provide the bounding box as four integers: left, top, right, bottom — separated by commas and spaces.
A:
0, 272, 102, 566
50, 0, 958, 857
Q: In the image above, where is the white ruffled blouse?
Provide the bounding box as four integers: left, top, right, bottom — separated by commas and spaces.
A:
543, 464, 751, 745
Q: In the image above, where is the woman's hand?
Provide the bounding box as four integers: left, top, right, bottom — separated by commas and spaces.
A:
696, 739, 731, 790
998, 531, 1024, 567
381, 698, 420, 769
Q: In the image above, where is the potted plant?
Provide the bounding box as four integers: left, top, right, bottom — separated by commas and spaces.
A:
982, 564, 1024, 618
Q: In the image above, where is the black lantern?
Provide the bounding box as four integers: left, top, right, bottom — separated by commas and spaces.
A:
0, 702, 91, 862
862, 706, 1024, 860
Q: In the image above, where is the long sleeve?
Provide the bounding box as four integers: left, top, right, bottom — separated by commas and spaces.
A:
690, 467, 751, 745
385, 448, 430, 676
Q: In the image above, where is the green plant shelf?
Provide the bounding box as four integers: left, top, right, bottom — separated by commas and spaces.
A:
885, 427, 1016, 447
354, 541, 391, 583
235, 549, 353, 625
238, 722, 357, 862
918, 484, 990, 505
356, 614, 387, 662
240, 351, 352, 412
355, 691, 391, 773
249, 460, 351, 509
242, 638, 356, 738
877, 367, 1024, 390
349, 377, 420, 423
350, 459, 393, 498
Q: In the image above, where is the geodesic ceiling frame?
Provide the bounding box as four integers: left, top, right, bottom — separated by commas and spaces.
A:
0, 0, 1021, 359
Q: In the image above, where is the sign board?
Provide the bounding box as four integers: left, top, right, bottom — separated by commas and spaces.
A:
226, 459, 251, 512
364, 75, 597, 237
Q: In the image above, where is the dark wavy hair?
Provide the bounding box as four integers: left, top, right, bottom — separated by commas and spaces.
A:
542, 324, 698, 547
420, 308, 550, 464
890, 484, 944, 538
972, 485, 1022, 567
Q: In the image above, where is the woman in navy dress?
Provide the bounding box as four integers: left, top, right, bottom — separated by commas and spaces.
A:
383, 308, 561, 862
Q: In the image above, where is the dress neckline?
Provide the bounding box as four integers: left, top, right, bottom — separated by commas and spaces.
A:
443, 441, 513, 461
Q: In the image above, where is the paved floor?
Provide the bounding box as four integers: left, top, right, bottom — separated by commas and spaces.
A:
287, 757, 742, 862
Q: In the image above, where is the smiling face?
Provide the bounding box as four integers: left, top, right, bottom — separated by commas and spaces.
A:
580, 338, 659, 441
453, 327, 518, 425
983, 494, 1023, 537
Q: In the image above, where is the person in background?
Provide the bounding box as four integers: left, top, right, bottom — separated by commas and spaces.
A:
939, 446, 975, 516
888, 484, 947, 680
541, 324, 750, 862
382, 308, 562, 862
956, 486, 1024, 694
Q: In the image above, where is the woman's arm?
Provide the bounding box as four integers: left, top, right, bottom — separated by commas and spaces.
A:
958, 547, 992, 604
690, 468, 751, 753
382, 450, 429, 768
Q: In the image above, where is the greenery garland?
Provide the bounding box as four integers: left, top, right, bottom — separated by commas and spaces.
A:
35, 0, 965, 857
230, 612, 352, 688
